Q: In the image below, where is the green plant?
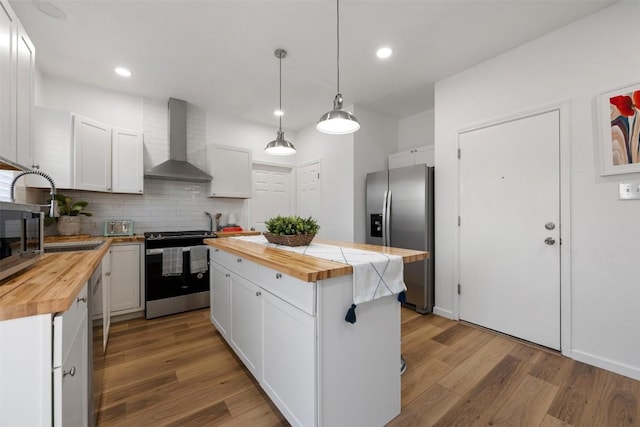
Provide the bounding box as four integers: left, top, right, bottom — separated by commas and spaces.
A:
265, 215, 319, 236
55, 194, 92, 217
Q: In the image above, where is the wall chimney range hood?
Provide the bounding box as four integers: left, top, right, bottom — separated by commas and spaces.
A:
144, 98, 212, 182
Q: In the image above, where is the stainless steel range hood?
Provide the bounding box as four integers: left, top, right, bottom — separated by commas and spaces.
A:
144, 98, 212, 182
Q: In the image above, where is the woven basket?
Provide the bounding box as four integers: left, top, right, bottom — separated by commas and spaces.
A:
263, 232, 315, 247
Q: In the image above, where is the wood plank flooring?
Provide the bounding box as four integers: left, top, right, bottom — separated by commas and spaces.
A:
97, 308, 640, 426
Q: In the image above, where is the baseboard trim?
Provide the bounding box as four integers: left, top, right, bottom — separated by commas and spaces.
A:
572, 349, 640, 381
433, 306, 454, 319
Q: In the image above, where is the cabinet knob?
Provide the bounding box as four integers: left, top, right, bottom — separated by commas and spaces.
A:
214, 248, 219, 252
256, 291, 262, 297
77, 295, 87, 304
32, 164, 40, 169
107, 187, 112, 191
275, 273, 282, 279
236, 258, 242, 263
63, 366, 76, 378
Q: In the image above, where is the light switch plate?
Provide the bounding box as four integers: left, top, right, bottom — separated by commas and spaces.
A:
619, 182, 640, 200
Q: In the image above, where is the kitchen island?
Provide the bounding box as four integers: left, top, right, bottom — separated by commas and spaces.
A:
205, 236, 428, 427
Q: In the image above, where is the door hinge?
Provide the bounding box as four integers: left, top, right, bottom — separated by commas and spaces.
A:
458, 149, 461, 159
317, 173, 320, 179
458, 216, 461, 226
457, 284, 461, 294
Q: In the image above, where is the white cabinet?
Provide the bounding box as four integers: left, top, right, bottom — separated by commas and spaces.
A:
0, 0, 34, 169
229, 272, 263, 378
209, 261, 231, 338
262, 290, 316, 427
207, 144, 252, 198
110, 244, 143, 315
28, 107, 73, 188
53, 285, 88, 427
73, 115, 112, 192
388, 145, 434, 169
112, 128, 143, 194
101, 249, 111, 350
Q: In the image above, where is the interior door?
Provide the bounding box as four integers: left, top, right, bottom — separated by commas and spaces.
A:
459, 110, 560, 350
252, 165, 291, 231
297, 161, 321, 219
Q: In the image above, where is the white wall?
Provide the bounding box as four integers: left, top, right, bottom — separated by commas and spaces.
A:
398, 108, 434, 152
353, 105, 398, 243
295, 122, 354, 240
434, 1, 640, 379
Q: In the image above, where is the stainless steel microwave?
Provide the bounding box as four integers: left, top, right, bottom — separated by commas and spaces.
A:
0, 202, 44, 282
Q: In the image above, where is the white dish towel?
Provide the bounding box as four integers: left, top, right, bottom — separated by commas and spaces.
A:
190, 246, 209, 274
162, 247, 183, 276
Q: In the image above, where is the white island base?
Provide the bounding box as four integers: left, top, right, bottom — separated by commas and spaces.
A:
209, 247, 401, 427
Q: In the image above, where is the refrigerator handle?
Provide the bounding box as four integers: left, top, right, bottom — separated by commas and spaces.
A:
385, 190, 392, 246
382, 190, 389, 246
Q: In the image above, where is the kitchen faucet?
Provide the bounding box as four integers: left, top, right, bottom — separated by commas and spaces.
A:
204, 211, 213, 233
10, 169, 59, 218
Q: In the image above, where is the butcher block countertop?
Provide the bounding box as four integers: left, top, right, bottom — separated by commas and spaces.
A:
0, 235, 144, 321
205, 236, 429, 282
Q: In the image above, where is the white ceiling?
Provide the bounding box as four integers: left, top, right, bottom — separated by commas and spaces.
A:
10, 0, 615, 131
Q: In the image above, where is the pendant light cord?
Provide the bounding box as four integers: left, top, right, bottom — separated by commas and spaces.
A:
336, 0, 340, 94
279, 52, 283, 131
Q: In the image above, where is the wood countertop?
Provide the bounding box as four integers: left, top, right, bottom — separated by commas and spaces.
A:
0, 235, 144, 321
205, 236, 429, 282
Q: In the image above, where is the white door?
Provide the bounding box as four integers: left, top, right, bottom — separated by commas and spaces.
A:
297, 160, 321, 219
252, 165, 291, 231
459, 110, 560, 350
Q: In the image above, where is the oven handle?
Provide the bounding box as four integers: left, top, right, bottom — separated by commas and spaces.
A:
145, 245, 209, 256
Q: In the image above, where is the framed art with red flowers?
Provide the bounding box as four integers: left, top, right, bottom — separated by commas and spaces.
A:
599, 81, 640, 175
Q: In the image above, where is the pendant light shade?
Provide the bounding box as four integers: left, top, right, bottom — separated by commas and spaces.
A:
265, 49, 296, 155
316, 0, 360, 135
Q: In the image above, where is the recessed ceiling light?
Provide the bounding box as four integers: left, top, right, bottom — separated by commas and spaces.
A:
33, 1, 66, 19
114, 67, 132, 77
376, 47, 392, 59
274, 109, 284, 117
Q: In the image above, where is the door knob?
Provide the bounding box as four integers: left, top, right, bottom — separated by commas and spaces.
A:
544, 237, 556, 245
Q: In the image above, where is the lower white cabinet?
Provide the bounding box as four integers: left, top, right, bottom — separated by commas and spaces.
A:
209, 262, 230, 338
0, 283, 89, 427
229, 273, 262, 378
110, 244, 143, 315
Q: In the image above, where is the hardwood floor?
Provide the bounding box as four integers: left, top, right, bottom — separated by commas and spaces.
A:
97, 308, 640, 426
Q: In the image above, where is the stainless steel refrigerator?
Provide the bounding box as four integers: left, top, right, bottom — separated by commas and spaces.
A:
366, 164, 434, 314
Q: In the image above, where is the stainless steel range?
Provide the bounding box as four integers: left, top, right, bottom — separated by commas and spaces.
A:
144, 230, 215, 319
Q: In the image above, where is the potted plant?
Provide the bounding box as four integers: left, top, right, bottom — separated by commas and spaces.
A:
263, 215, 320, 247
55, 194, 92, 236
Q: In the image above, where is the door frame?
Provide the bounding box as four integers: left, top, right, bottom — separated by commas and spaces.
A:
453, 101, 572, 357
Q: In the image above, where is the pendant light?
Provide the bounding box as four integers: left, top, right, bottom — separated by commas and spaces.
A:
265, 48, 296, 155
316, 0, 360, 135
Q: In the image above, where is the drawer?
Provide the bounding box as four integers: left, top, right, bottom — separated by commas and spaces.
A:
259, 266, 316, 315
53, 283, 88, 368
210, 247, 258, 283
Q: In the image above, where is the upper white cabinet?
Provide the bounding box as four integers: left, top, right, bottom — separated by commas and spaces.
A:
73, 115, 112, 192
207, 144, 252, 198
28, 107, 73, 188
112, 128, 143, 194
0, 1, 34, 169
388, 145, 434, 169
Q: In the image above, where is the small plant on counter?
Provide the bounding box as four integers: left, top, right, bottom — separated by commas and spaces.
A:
265, 215, 319, 236
55, 194, 92, 217
264, 216, 320, 247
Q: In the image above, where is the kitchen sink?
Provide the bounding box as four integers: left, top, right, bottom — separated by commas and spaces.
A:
44, 240, 105, 253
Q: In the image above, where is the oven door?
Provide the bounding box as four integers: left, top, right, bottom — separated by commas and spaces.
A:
145, 246, 210, 301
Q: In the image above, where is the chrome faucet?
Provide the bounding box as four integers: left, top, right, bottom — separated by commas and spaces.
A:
204, 211, 213, 234
10, 169, 59, 218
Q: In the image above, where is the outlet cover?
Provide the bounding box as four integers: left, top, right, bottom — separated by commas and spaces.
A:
619, 182, 640, 200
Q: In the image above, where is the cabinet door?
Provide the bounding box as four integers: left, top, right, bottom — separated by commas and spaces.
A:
0, 2, 14, 162
388, 150, 414, 169
112, 128, 143, 194
15, 24, 33, 168
230, 273, 262, 378
208, 144, 252, 198
27, 107, 73, 188
102, 249, 111, 351
210, 262, 231, 339
413, 146, 434, 167
110, 244, 142, 314
262, 290, 316, 427
73, 115, 112, 192
53, 308, 88, 427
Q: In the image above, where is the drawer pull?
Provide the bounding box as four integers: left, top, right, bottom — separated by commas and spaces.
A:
63, 366, 76, 378
275, 273, 282, 279
225, 273, 230, 278
76, 295, 87, 304
215, 249, 219, 252
236, 258, 242, 263
256, 291, 262, 297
